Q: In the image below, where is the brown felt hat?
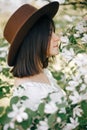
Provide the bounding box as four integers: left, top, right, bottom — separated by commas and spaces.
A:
4, 2, 59, 66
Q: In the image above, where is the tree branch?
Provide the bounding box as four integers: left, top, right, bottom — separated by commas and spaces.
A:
60, 2, 87, 6
44, 0, 87, 6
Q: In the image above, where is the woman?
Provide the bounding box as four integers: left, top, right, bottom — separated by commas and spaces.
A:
4, 1, 66, 126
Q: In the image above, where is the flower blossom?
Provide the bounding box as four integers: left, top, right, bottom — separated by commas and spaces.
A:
84, 75, 87, 84
75, 20, 87, 33
60, 36, 69, 44
81, 34, 87, 44
4, 121, 14, 130
73, 53, 87, 67
0, 66, 2, 72
69, 91, 82, 104
8, 104, 28, 123
66, 74, 82, 92
50, 92, 65, 104
63, 117, 79, 130
73, 105, 83, 118
74, 32, 80, 38
57, 117, 61, 123
44, 101, 58, 114
37, 119, 49, 130
61, 48, 75, 62
69, 91, 87, 104
80, 84, 86, 91
78, 66, 87, 76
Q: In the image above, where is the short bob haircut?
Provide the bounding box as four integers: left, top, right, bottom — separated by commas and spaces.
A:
11, 15, 55, 77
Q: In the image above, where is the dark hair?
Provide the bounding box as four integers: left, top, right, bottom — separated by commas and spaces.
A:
11, 15, 55, 77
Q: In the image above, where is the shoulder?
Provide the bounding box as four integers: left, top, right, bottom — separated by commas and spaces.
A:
12, 82, 51, 98
12, 82, 52, 110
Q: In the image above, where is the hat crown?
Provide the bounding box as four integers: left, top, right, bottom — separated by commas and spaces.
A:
4, 4, 37, 43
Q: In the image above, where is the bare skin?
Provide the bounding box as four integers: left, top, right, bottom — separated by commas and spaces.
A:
14, 71, 51, 87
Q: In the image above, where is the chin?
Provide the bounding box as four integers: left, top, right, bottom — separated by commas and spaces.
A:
51, 52, 58, 56
54, 51, 59, 56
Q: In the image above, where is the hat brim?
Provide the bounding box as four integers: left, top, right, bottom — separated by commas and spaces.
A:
8, 2, 59, 66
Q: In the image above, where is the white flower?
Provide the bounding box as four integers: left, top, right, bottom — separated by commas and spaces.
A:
50, 92, 64, 104
3, 121, 14, 130
84, 75, 87, 84
66, 85, 76, 92
69, 91, 87, 104
73, 105, 83, 118
66, 75, 82, 92
80, 84, 86, 91
60, 36, 69, 44
61, 48, 75, 62
75, 20, 86, 33
71, 74, 82, 84
78, 66, 87, 76
69, 91, 81, 104
8, 104, 28, 122
68, 80, 80, 89
37, 119, 49, 130
44, 101, 58, 114
0, 52, 6, 58
63, 117, 79, 130
74, 32, 80, 38
64, 15, 73, 22
81, 93, 87, 100
73, 53, 87, 67
81, 34, 87, 44
0, 66, 2, 72
0, 46, 8, 52
57, 117, 61, 123
59, 108, 66, 113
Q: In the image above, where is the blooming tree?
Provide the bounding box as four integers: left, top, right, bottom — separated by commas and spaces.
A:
0, 0, 87, 130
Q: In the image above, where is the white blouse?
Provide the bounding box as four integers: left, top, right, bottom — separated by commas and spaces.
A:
13, 69, 66, 111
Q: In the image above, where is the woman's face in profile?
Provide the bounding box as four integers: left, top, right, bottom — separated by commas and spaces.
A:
47, 32, 60, 57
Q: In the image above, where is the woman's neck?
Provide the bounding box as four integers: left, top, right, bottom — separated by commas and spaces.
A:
14, 70, 51, 87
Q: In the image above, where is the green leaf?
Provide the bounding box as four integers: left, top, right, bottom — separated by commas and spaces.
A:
0, 107, 4, 115
57, 102, 67, 109
19, 117, 32, 129
26, 108, 36, 118
69, 35, 77, 44
0, 113, 11, 124
2, 68, 10, 77
79, 116, 87, 126
20, 108, 37, 129
48, 113, 56, 128
0, 106, 13, 125
38, 103, 45, 117
10, 96, 19, 106
81, 101, 87, 116
21, 96, 29, 100
57, 113, 67, 121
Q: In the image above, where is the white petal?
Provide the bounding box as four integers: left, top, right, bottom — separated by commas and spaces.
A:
16, 115, 22, 122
